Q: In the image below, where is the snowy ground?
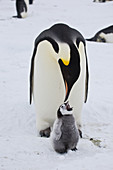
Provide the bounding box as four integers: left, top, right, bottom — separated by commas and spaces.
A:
0, 0, 113, 169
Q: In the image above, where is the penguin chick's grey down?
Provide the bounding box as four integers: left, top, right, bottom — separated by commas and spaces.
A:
50, 102, 79, 154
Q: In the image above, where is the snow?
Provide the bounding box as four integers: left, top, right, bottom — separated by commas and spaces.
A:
0, 0, 113, 169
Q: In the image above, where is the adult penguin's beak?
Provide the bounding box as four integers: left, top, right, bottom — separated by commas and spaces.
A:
64, 80, 68, 101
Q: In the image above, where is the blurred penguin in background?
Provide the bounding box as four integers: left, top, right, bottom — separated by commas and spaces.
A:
86, 25, 113, 43
14, 0, 29, 18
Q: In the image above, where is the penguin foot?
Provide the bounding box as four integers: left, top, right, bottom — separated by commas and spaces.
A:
78, 129, 82, 138
39, 127, 51, 138
71, 147, 77, 151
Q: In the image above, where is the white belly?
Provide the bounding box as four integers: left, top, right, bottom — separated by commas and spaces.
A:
33, 41, 86, 131
100, 32, 113, 43
21, 0, 28, 18
33, 41, 65, 130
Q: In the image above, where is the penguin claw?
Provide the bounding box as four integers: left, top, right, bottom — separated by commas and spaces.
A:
71, 147, 77, 151
40, 127, 51, 138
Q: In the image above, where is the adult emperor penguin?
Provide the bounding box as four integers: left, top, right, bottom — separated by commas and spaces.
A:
50, 102, 79, 154
29, 23, 89, 137
86, 25, 113, 43
14, 0, 29, 18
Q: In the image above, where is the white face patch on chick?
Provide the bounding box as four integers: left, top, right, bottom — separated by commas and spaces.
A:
59, 102, 73, 115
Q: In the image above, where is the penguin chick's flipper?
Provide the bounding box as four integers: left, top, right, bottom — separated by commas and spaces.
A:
40, 127, 51, 137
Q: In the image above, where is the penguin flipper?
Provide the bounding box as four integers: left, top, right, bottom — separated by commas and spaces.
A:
84, 48, 89, 103
52, 119, 62, 141
29, 44, 38, 104
54, 122, 62, 140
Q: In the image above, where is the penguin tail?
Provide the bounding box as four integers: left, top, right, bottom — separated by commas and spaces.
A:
12, 15, 22, 19
86, 37, 96, 42
12, 16, 18, 18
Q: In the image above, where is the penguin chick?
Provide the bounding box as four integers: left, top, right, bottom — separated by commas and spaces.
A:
50, 102, 79, 154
